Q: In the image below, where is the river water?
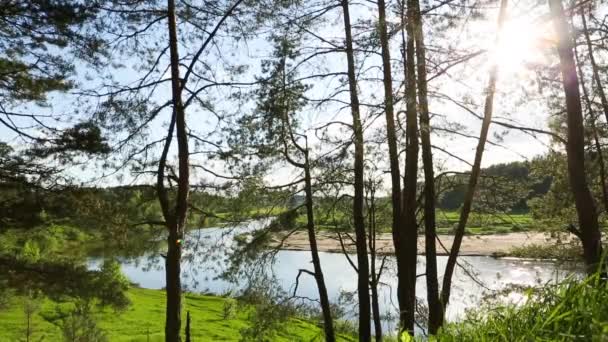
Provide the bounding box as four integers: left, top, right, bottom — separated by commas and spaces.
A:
91, 220, 578, 334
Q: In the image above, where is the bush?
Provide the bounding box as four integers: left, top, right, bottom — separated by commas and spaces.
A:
238, 281, 298, 341
511, 224, 525, 232
60, 301, 108, 342
509, 242, 582, 260
222, 298, 237, 320
93, 259, 131, 310
437, 273, 608, 341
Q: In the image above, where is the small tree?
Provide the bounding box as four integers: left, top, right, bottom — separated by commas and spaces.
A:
21, 292, 42, 342
61, 301, 107, 342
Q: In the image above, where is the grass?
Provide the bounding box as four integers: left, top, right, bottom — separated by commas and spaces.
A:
0, 287, 355, 341
436, 272, 608, 341
228, 205, 536, 236
310, 210, 534, 235
507, 242, 583, 260
435, 211, 533, 235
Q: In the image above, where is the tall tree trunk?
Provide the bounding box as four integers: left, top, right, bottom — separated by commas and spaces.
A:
303, 152, 336, 342
440, 0, 508, 317
340, 1, 371, 340
410, 0, 441, 334
574, 36, 608, 212
581, 7, 608, 125
375, 0, 403, 338
277, 52, 336, 341
550, 0, 602, 273
400, 0, 419, 335
367, 182, 382, 341
165, 0, 190, 341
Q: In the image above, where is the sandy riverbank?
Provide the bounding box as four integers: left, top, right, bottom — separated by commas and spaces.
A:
268, 231, 569, 256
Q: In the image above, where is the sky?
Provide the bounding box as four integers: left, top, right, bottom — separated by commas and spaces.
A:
0, 0, 578, 192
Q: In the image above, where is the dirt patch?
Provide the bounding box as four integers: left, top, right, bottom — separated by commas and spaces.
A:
268, 231, 570, 256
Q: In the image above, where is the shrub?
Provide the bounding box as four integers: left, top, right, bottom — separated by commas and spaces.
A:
60, 301, 107, 342
222, 298, 237, 320
238, 281, 298, 341
437, 273, 608, 341
509, 242, 581, 260
93, 259, 131, 310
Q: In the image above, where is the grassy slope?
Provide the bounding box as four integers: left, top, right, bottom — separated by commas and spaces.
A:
0, 288, 354, 342
436, 274, 608, 341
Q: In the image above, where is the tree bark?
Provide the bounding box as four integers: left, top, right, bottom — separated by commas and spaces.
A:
367, 181, 382, 341
550, 0, 602, 273
340, 1, 371, 340
375, 0, 402, 337
277, 49, 336, 340
410, 0, 441, 334
400, 0, 419, 336
440, 0, 508, 318
303, 152, 336, 342
165, 0, 190, 341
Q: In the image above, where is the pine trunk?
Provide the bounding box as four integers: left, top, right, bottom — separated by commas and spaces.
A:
400, 0, 419, 335
340, 1, 371, 340
165, 0, 190, 340
410, 0, 441, 334
550, 0, 602, 273
303, 154, 336, 342
375, 0, 403, 337
367, 184, 382, 341
441, 0, 508, 317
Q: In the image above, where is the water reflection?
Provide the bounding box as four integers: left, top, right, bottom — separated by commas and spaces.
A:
89, 220, 579, 333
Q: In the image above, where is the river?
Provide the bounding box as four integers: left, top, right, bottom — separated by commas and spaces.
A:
90, 220, 578, 334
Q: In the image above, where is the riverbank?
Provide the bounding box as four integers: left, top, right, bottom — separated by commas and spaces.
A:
268, 231, 575, 257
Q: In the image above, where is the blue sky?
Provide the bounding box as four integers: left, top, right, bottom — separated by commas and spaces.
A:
1, 0, 563, 192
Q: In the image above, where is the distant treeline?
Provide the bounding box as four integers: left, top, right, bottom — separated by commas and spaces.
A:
438, 161, 552, 212
0, 160, 549, 231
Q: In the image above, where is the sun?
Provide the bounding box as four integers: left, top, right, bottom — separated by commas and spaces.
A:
490, 16, 548, 75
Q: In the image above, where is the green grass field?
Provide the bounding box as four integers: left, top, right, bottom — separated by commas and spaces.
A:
310, 210, 534, 235
0, 288, 354, 341
435, 210, 533, 235
208, 206, 536, 236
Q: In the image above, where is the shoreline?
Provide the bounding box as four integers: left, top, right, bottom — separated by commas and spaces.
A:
268, 231, 574, 257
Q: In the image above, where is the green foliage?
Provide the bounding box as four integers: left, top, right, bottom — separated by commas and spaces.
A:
508, 233, 583, 260
528, 152, 577, 225
238, 284, 301, 341
29, 122, 111, 160
60, 301, 108, 342
0, 0, 104, 105
93, 260, 131, 310
22, 240, 41, 262
528, 151, 608, 228
0, 249, 130, 311
438, 161, 551, 212
0, 224, 90, 262
222, 298, 238, 320
437, 273, 608, 341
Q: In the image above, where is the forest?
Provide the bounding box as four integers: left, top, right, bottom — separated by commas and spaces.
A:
1, 0, 607, 341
